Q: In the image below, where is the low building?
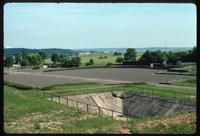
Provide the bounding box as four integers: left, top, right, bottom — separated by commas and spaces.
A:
43, 65, 48, 68
13, 64, 21, 68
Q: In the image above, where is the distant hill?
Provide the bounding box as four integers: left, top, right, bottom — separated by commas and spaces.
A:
4, 47, 193, 57
4, 48, 77, 57
82, 47, 193, 53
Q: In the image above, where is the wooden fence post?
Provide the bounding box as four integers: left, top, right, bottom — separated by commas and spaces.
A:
87, 104, 89, 113
98, 107, 101, 115
77, 101, 78, 108
111, 110, 113, 117
66, 98, 68, 106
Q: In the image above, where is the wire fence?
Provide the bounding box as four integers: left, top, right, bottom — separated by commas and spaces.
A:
43, 91, 140, 121
111, 86, 196, 105
43, 87, 196, 121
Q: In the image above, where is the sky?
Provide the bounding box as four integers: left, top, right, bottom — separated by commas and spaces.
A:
4, 3, 196, 49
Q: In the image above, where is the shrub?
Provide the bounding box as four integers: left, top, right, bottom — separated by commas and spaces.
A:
4, 81, 34, 90
85, 59, 94, 66
33, 122, 41, 130
106, 62, 112, 66
32, 66, 40, 69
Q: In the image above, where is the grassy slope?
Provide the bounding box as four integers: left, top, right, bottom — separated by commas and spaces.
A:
170, 79, 196, 87
43, 83, 196, 101
4, 85, 196, 134
4, 85, 124, 133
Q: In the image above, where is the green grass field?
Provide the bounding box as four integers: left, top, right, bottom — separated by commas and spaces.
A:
170, 79, 196, 87
4, 85, 124, 133
44, 52, 143, 67
4, 84, 196, 133
21, 52, 144, 72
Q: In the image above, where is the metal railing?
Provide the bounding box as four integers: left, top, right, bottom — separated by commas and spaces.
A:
42, 87, 196, 120
112, 86, 196, 105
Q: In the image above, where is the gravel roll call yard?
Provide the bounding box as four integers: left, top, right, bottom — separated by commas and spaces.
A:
4, 68, 193, 88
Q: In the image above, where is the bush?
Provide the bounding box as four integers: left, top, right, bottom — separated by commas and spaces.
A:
20, 59, 29, 66
33, 122, 41, 130
85, 59, 94, 66
4, 81, 34, 90
114, 52, 122, 56
116, 57, 123, 64
106, 62, 112, 66
32, 66, 40, 69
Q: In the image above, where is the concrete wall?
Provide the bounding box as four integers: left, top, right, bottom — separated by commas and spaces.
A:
122, 92, 196, 117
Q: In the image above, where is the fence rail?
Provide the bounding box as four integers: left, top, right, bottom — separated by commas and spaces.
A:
111, 86, 196, 105
43, 87, 196, 120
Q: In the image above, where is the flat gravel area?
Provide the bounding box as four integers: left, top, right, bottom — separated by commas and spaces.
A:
4, 68, 193, 87
45, 68, 193, 83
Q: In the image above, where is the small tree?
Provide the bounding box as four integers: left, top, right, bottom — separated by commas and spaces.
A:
4, 56, 14, 68
4, 56, 14, 73
71, 57, 81, 67
38, 50, 47, 61
114, 52, 122, 56
20, 59, 29, 66
21, 48, 28, 59
123, 48, 137, 63
116, 57, 123, 64
51, 53, 59, 64
190, 47, 196, 62
89, 59, 94, 65
27, 54, 42, 66
15, 53, 22, 64
61, 57, 72, 67
85, 59, 94, 66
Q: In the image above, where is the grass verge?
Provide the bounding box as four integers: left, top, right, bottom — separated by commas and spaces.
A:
170, 79, 196, 87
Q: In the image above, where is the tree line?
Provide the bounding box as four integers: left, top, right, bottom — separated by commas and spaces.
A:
4, 49, 81, 68
115, 47, 196, 65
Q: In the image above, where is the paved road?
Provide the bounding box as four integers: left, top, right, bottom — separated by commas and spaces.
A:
4, 68, 195, 88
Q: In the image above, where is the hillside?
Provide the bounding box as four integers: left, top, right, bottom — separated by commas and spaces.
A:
83, 47, 193, 53
4, 48, 77, 57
